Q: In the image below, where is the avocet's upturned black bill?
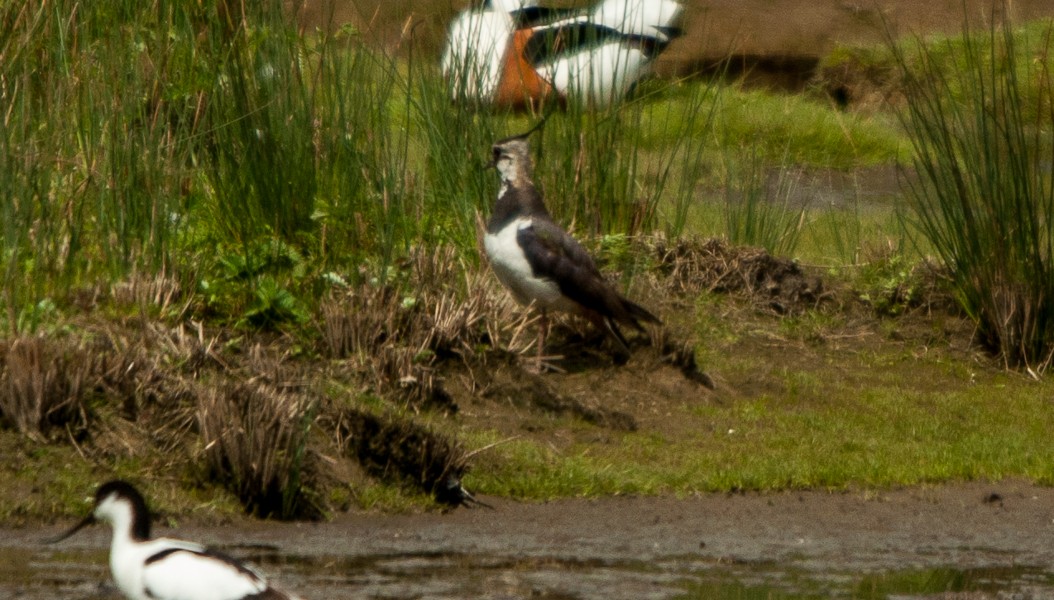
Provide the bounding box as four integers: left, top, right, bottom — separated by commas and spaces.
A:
483, 131, 661, 371
50, 480, 300, 600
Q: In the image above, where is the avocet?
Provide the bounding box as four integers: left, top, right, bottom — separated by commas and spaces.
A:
51, 480, 300, 600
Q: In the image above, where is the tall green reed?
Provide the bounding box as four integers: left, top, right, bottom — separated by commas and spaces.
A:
412, 44, 510, 257
313, 28, 415, 270
0, 0, 722, 330
1, 2, 45, 330
199, 15, 319, 247
644, 81, 721, 238
0, 1, 196, 330
721, 148, 808, 257
890, 16, 1054, 369
525, 79, 717, 240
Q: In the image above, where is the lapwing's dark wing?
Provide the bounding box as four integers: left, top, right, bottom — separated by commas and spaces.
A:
517, 218, 641, 324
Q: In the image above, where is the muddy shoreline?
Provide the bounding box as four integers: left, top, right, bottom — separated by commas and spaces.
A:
9, 480, 1054, 599
133, 480, 1054, 570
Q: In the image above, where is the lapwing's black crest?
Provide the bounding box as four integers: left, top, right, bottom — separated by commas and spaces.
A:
483, 126, 660, 368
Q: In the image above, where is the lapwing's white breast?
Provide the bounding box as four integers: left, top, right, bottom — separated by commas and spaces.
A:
484, 217, 563, 309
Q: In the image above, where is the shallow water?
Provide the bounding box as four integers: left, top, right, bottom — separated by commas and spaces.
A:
8, 485, 1054, 600
5, 544, 1054, 599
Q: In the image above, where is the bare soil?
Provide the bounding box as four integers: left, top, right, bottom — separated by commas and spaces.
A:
223, 479, 1054, 573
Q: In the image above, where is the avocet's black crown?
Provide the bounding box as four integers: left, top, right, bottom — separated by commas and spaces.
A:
95, 480, 151, 541
96, 480, 146, 505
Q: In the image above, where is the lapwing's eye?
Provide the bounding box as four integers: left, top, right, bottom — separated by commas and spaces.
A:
492, 147, 502, 162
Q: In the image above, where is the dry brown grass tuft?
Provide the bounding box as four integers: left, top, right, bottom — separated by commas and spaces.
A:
0, 336, 90, 441
110, 270, 184, 315
0, 333, 144, 442
320, 246, 490, 410
652, 236, 826, 314
198, 380, 319, 519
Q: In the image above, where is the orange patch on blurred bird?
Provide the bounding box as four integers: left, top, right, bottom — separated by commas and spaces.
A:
494, 27, 555, 110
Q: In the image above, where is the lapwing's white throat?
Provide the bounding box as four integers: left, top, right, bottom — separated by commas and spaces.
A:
51, 480, 299, 600
483, 127, 661, 371
443, 0, 683, 109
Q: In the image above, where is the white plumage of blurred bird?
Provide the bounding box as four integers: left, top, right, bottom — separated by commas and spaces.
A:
443, 0, 683, 109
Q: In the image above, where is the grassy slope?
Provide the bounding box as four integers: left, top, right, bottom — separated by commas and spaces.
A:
447, 293, 1054, 501
9, 279, 1053, 523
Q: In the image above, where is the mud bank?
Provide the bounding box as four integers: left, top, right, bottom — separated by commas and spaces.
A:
8, 480, 1054, 599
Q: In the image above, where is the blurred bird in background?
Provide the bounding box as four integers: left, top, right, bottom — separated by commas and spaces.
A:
443, 0, 684, 109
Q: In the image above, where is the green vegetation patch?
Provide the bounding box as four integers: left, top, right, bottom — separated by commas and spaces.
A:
461, 294, 1054, 500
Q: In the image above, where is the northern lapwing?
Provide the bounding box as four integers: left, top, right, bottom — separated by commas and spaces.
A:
443, 0, 683, 109
483, 127, 660, 371
50, 480, 300, 600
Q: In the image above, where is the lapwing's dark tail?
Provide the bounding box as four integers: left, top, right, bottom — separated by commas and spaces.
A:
622, 297, 662, 329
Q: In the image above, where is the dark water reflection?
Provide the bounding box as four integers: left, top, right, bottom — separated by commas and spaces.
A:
5, 545, 1054, 599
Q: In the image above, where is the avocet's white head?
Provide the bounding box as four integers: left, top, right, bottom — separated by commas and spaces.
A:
94, 482, 150, 538
52, 480, 151, 544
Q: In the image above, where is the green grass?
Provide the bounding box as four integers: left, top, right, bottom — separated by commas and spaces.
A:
458, 310, 1054, 500
709, 87, 908, 169
466, 385, 1054, 498
0, 0, 914, 336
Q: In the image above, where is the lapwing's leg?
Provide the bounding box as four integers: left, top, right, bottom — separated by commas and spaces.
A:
536, 309, 549, 373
